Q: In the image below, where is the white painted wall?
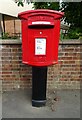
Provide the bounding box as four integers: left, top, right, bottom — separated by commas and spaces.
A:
0, 0, 33, 17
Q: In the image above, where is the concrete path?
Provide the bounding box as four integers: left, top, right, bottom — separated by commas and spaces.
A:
0, 93, 2, 120
2, 89, 80, 118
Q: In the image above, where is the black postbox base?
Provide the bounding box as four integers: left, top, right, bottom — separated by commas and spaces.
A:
32, 66, 47, 107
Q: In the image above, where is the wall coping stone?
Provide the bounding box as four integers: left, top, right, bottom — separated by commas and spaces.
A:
60, 39, 82, 45
0, 39, 82, 45
0, 39, 22, 45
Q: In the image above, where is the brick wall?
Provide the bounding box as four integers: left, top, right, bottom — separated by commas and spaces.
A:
48, 40, 81, 89
0, 39, 81, 91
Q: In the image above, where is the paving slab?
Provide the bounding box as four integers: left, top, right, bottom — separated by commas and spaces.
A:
2, 89, 80, 118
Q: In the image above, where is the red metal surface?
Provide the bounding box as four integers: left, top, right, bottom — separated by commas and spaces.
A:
18, 9, 64, 66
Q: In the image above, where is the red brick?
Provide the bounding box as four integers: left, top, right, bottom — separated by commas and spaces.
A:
1, 40, 81, 91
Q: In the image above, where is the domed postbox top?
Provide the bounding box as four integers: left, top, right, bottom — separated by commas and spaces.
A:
18, 9, 64, 20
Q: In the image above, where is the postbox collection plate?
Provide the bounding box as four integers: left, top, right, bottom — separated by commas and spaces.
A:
35, 38, 46, 55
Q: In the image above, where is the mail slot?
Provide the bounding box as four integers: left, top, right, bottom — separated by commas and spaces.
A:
18, 9, 64, 66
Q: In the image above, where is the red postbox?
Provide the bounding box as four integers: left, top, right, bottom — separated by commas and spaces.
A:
18, 9, 64, 107
18, 9, 64, 66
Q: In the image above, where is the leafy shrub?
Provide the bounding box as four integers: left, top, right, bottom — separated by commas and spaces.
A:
1, 32, 18, 39
1, 32, 9, 39
62, 29, 82, 40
